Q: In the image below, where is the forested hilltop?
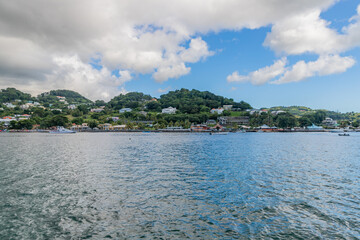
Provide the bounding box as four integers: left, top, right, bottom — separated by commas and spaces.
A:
0, 87, 359, 130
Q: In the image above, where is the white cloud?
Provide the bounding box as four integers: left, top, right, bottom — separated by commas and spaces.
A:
272, 55, 355, 84
0, 55, 130, 101
157, 86, 172, 93
1, 0, 359, 97
228, 55, 355, 85
229, 3, 360, 85
264, 10, 344, 55
227, 58, 287, 85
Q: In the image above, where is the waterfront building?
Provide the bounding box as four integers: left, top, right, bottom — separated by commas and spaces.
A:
211, 123, 225, 131
113, 125, 126, 130
0, 116, 16, 126
70, 123, 89, 131
162, 107, 177, 114
322, 117, 337, 128
205, 119, 217, 125
100, 123, 113, 131
218, 116, 249, 126
191, 124, 210, 132
119, 108, 132, 113
159, 126, 190, 132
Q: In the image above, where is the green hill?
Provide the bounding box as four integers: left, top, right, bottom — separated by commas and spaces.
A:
0, 88, 34, 103
108, 92, 153, 109
38, 90, 92, 105
158, 88, 251, 114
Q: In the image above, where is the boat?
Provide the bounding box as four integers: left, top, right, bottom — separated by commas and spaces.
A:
338, 133, 350, 136
210, 131, 228, 135
49, 126, 76, 134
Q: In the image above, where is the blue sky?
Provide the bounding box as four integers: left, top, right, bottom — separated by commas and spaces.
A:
0, 0, 360, 112
122, 0, 360, 112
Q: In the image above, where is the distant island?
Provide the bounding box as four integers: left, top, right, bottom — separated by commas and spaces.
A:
0, 87, 358, 132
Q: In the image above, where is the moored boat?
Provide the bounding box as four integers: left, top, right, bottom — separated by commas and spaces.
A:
49, 126, 76, 134
338, 133, 350, 136
210, 131, 229, 135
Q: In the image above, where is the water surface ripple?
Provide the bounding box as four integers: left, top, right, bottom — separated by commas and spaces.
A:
1, 132, 359, 239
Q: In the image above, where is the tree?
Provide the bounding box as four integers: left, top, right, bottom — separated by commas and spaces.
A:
72, 117, 84, 125
95, 100, 106, 107
72, 109, 83, 117
77, 105, 89, 114
88, 120, 98, 129
298, 116, 312, 127
50, 115, 69, 127
352, 121, 359, 128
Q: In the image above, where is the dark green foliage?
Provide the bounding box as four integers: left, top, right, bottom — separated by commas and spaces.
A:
158, 88, 251, 114
0, 88, 34, 103
95, 100, 106, 107
49, 115, 69, 127
276, 113, 297, 128
108, 92, 152, 110
49, 90, 92, 104
72, 117, 84, 125
88, 120, 98, 129
9, 119, 35, 129
77, 105, 89, 115
146, 101, 161, 112
298, 116, 312, 127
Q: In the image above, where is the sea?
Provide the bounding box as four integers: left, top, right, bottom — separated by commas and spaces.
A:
0, 132, 359, 239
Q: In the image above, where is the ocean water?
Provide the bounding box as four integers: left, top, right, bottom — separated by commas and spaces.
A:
0, 132, 359, 239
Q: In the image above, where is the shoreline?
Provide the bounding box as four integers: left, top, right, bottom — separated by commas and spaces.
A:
0, 129, 340, 133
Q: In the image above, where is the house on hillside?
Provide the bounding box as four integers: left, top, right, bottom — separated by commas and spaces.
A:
223, 105, 233, 111
162, 107, 177, 114
91, 108, 104, 113
119, 108, 132, 113
322, 117, 337, 128
210, 108, 224, 114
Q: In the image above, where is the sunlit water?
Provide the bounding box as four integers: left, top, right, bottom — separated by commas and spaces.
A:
0, 132, 359, 239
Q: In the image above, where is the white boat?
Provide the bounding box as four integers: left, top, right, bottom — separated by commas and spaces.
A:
49, 126, 76, 134
210, 131, 229, 135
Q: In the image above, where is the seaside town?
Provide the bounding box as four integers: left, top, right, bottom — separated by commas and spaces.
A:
1, 87, 359, 133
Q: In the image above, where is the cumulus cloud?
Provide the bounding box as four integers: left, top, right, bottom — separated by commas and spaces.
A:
229, 3, 360, 86
0, 0, 358, 98
272, 55, 355, 84
264, 10, 344, 55
227, 58, 287, 85
228, 55, 355, 85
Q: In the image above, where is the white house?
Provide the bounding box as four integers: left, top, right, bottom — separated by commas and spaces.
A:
223, 105, 233, 111
56, 96, 66, 100
91, 108, 104, 113
322, 117, 337, 127
162, 107, 177, 114
68, 104, 76, 110
210, 108, 224, 114
4, 103, 16, 108
119, 108, 132, 113
271, 110, 286, 115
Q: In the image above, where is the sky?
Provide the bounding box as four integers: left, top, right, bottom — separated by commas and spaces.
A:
0, 0, 360, 112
